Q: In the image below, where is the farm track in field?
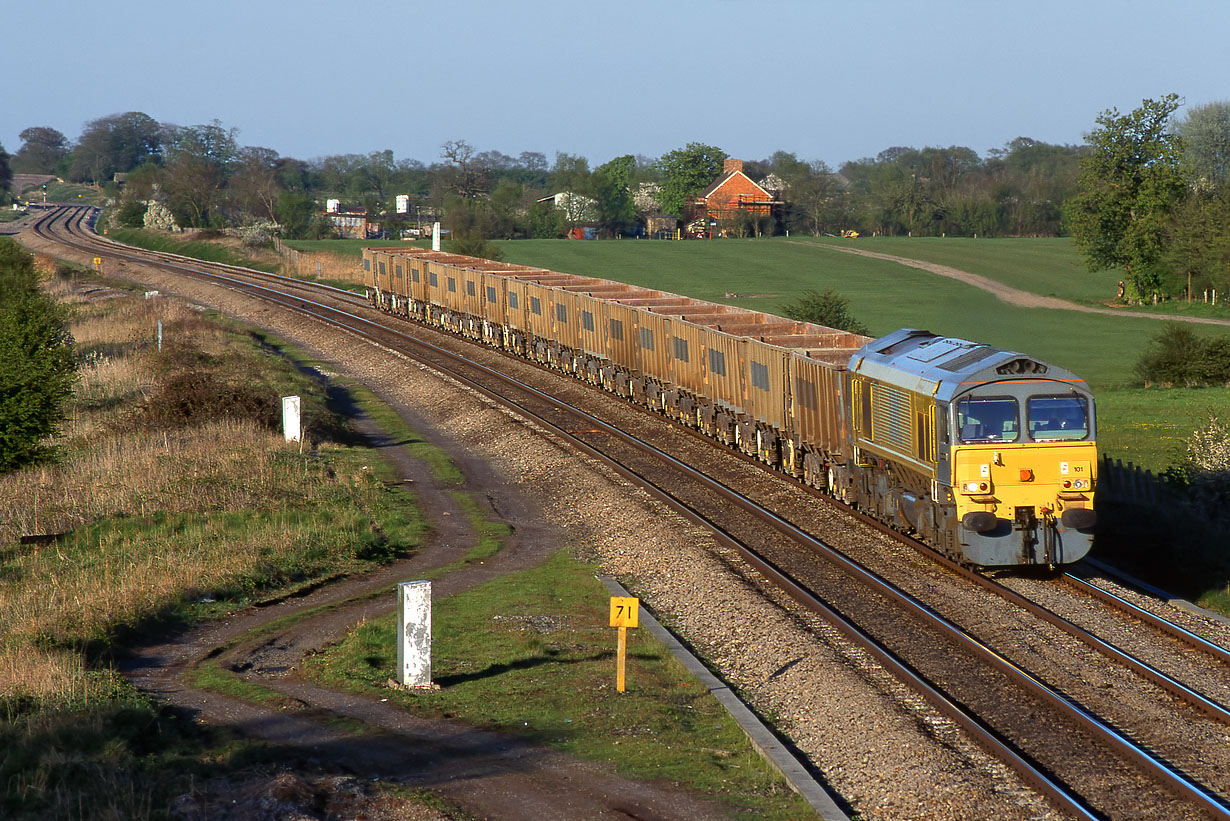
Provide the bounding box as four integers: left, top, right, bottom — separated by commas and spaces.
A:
797, 241, 1230, 327
26, 206, 1230, 819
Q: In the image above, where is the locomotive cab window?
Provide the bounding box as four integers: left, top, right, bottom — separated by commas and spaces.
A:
956, 396, 1019, 443
1027, 395, 1090, 441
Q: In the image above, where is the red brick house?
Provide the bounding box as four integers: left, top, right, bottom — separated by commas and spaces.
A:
693, 159, 776, 221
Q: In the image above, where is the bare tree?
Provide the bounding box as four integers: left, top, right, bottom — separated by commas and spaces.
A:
441, 139, 487, 197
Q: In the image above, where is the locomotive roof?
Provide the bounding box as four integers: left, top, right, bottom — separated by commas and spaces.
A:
850, 329, 1088, 402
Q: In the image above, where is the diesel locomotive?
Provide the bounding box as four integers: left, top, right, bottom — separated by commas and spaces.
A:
361, 246, 1096, 567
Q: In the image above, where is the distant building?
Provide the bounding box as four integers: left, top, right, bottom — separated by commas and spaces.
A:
326, 203, 371, 239
693, 159, 777, 222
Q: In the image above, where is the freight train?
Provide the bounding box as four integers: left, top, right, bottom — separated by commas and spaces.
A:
361, 246, 1097, 567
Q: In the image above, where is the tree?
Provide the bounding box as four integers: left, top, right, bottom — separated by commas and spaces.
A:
13, 127, 69, 174
0, 142, 10, 196
1177, 101, 1230, 188
161, 121, 239, 227
440, 139, 488, 198
548, 153, 593, 229
230, 146, 283, 223
779, 288, 870, 335
1064, 94, 1190, 299
592, 155, 637, 237
68, 111, 164, 183
0, 239, 77, 472
654, 142, 727, 217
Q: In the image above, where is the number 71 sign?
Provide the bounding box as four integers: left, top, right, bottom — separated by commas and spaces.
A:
609, 597, 639, 692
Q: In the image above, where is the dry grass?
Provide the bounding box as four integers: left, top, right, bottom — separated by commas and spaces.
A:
280, 247, 364, 285
0, 280, 411, 707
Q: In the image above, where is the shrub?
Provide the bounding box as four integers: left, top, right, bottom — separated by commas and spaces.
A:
779, 288, 870, 335
1135, 323, 1230, 386
237, 221, 278, 248
115, 199, 147, 229
447, 230, 504, 262
1172, 415, 1230, 515
0, 239, 77, 472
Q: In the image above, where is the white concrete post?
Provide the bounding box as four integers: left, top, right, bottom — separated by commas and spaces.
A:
432, 221, 441, 251
157, 319, 163, 352
397, 580, 432, 688
282, 395, 301, 442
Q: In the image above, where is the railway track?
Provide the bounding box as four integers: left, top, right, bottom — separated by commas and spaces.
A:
31, 206, 1230, 819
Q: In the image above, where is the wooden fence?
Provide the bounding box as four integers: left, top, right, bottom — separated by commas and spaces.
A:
273, 238, 364, 286
1097, 456, 1177, 508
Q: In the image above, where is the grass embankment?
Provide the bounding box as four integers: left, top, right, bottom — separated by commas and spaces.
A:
105, 227, 280, 273
306, 549, 812, 818
1, 271, 426, 818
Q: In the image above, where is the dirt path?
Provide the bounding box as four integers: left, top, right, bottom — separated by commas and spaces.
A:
118, 372, 734, 820
798, 242, 1230, 328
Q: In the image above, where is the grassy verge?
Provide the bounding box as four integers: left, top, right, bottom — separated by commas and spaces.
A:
304, 549, 813, 818
1094, 385, 1226, 471
0, 271, 427, 818
105, 227, 279, 273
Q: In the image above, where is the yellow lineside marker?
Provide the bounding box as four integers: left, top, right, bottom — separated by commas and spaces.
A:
609, 596, 639, 693
93, 257, 102, 271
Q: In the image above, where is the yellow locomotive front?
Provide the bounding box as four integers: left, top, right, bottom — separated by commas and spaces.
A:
951, 388, 1096, 566
846, 330, 1097, 567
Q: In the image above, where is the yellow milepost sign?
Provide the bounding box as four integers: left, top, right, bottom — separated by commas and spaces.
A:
609, 596, 639, 693
93, 257, 102, 271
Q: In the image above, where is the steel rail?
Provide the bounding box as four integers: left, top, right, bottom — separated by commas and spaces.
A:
1062, 571, 1230, 663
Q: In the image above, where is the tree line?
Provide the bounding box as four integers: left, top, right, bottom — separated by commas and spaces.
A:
1, 97, 1227, 299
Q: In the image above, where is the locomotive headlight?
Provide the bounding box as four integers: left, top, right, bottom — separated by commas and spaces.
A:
961, 481, 990, 493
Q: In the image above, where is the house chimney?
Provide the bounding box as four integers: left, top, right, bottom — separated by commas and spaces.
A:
723, 158, 743, 174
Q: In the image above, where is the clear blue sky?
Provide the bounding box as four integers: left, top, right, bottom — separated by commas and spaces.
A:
5, 0, 1228, 170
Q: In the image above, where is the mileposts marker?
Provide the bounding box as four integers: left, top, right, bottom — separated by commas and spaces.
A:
609, 596, 639, 693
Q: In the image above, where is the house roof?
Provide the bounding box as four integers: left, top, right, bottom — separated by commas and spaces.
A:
697, 169, 773, 201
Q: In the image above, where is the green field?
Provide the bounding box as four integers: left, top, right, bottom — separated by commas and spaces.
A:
288, 235, 1230, 472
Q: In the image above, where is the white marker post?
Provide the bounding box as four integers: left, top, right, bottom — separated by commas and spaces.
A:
282, 395, 301, 442
397, 581, 432, 688
432, 221, 441, 251
609, 596, 639, 693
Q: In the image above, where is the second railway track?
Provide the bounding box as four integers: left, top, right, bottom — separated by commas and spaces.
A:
30, 206, 1230, 819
